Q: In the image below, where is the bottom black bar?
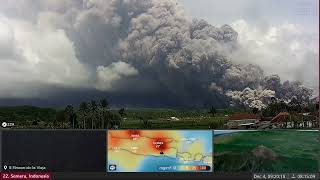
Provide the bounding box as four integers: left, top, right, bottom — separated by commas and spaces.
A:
52, 172, 253, 180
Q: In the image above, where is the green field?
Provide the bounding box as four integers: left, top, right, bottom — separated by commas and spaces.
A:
214, 130, 320, 172
121, 116, 227, 129
1, 105, 245, 129
118, 107, 236, 129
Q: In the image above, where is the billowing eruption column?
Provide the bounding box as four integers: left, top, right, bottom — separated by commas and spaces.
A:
0, 0, 313, 108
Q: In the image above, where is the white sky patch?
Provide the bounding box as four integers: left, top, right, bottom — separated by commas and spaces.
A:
0, 14, 90, 98
95, 61, 139, 91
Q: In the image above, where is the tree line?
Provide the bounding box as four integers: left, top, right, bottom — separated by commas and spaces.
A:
59, 99, 122, 129
0, 99, 123, 129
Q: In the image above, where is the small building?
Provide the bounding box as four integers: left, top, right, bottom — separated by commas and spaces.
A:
168, 117, 180, 121
226, 113, 260, 129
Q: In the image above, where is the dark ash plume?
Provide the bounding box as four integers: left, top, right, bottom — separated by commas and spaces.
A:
0, 0, 314, 108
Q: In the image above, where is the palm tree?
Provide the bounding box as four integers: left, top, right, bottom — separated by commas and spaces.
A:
99, 99, 109, 129
64, 105, 74, 128
89, 100, 97, 129
71, 113, 78, 129
55, 110, 65, 128
79, 102, 88, 129
100, 99, 109, 109
209, 106, 216, 117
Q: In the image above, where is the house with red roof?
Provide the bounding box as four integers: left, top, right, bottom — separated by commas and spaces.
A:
270, 112, 290, 123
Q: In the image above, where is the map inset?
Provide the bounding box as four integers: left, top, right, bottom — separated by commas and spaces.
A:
107, 130, 213, 172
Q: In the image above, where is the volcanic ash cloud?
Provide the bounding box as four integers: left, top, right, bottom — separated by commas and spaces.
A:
0, 0, 316, 108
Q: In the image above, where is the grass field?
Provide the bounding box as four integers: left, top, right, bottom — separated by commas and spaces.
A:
214, 130, 320, 172
120, 116, 227, 129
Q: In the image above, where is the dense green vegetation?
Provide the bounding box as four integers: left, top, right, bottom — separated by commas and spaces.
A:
0, 99, 122, 129
214, 130, 320, 172
0, 101, 244, 129
0, 97, 318, 129
0, 106, 57, 128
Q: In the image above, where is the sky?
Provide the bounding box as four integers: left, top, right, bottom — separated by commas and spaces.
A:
0, 0, 318, 107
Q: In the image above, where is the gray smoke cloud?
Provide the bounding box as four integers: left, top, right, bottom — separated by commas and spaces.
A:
226, 88, 275, 110
0, 0, 317, 108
